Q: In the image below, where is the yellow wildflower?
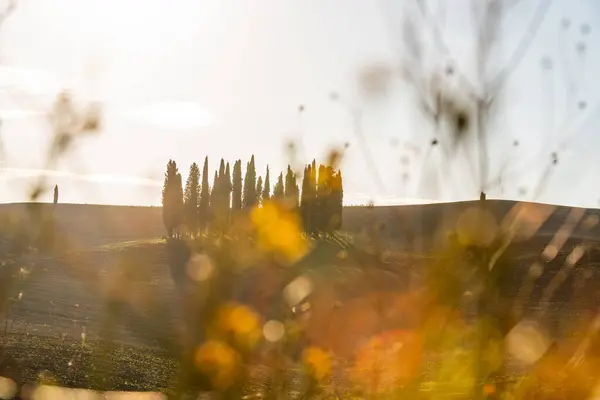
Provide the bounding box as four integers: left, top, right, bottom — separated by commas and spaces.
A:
194, 340, 240, 389
216, 302, 261, 350
251, 201, 309, 263
303, 346, 332, 381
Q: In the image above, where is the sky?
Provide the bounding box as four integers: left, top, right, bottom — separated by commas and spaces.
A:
0, 0, 599, 207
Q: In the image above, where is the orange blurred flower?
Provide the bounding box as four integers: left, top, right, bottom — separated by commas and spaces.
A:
216, 302, 261, 350
483, 383, 496, 396
251, 201, 309, 263
351, 329, 422, 393
194, 340, 240, 389
303, 346, 332, 381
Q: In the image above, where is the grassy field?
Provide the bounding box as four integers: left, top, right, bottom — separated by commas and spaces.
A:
1, 200, 600, 397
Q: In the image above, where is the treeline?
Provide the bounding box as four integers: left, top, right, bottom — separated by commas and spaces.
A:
161, 155, 343, 238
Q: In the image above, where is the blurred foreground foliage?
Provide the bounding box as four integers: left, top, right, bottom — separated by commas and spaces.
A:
0, 12, 598, 394
3, 184, 600, 399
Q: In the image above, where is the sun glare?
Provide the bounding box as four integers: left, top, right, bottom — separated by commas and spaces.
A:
0, 168, 162, 187
124, 101, 214, 130
0, 65, 60, 97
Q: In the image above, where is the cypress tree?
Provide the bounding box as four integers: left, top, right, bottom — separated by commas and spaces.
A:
262, 166, 271, 204
300, 164, 315, 234
333, 170, 343, 230
284, 165, 299, 209
313, 164, 327, 234
211, 159, 230, 234
173, 172, 184, 237
243, 155, 257, 209
224, 161, 232, 227
307, 162, 318, 234
273, 172, 285, 200
232, 160, 243, 212
184, 162, 201, 236
243, 160, 249, 209
225, 162, 232, 197
162, 160, 182, 237
210, 170, 218, 229
219, 158, 226, 178
256, 176, 263, 206
53, 185, 59, 205
199, 156, 211, 232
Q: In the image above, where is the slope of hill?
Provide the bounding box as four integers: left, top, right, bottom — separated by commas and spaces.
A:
2, 199, 600, 393
0, 203, 164, 249
2, 199, 599, 250
343, 200, 600, 249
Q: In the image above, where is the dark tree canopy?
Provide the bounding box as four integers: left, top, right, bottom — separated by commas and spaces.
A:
162, 160, 184, 237
184, 162, 201, 235
284, 165, 299, 209
232, 159, 243, 212
162, 155, 344, 237
53, 184, 59, 205
273, 172, 285, 200
199, 156, 211, 232
210, 159, 232, 233
210, 170, 218, 217
256, 176, 263, 206
243, 155, 257, 210
225, 161, 232, 211
298, 160, 342, 235
262, 165, 271, 204
300, 163, 317, 234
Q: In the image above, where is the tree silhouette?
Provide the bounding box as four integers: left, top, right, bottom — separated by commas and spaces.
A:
262, 165, 271, 203
199, 156, 211, 233
284, 165, 299, 209
162, 160, 184, 237
53, 184, 59, 205
161, 155, 343, 238
297, 160, 343, 235
243, 155, 257, 209
314, 164, 330, 233
161, 159, 174, 236
224, 161, 232, 227
232, 159, 243, 214
273, 172, 285, 200
174, 173, 184, 237
300, 162, 317, 235
184, 162, 200, 237
300, 164, 310, 233
210, 169, 219, 230
210, 159, 231, 234
331, 170, 343, 230
256, 176, 263, 206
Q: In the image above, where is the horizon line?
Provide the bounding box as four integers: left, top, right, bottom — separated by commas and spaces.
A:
0, 198, 598, 211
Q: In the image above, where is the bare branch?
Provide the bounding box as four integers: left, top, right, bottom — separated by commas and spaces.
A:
414, 0, 481, 101
0, 0, 16, 29
0, 0, 17, 170
489, 0, 552, 92
504, 0, 526, 11
349, 108, 387, 196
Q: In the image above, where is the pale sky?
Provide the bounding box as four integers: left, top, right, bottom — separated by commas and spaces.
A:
0, 0, 599, 207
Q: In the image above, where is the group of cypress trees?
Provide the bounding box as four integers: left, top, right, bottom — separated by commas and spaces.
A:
161, 155, 343, 238
300, 160, 343, 235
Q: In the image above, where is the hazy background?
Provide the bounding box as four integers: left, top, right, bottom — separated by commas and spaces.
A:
0, 0, 598, 207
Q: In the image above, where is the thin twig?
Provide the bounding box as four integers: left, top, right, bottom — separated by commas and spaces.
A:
414, 0, 480, 101
335, 97, 387, 197
490, 0, 552, 92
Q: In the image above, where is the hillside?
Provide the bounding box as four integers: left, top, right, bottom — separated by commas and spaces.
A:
344, 200, 600, 249
2, 200, 599, 250
0, 203, 164, 249
2, 200, 600, 393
